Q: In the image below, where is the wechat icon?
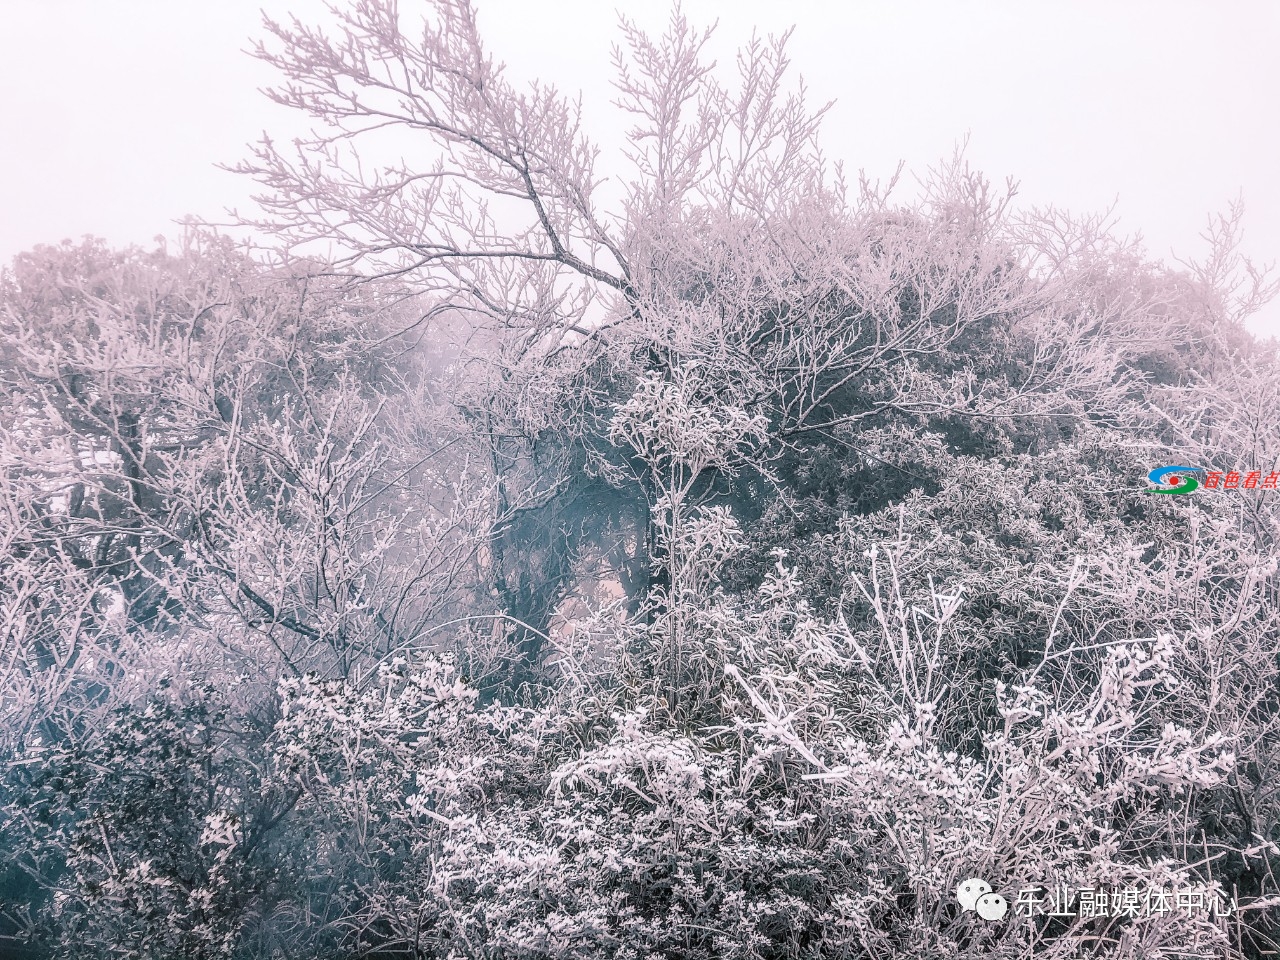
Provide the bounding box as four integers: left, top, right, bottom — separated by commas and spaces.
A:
957, 877, 1009, 921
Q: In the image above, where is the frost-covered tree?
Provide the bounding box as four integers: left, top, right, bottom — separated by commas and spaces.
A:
2, 1, 1279, 958
0, 232, 493, 954
231, 1, 1279, 655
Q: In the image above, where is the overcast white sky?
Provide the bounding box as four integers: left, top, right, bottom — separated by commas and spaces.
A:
3, 0, 1278, 337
